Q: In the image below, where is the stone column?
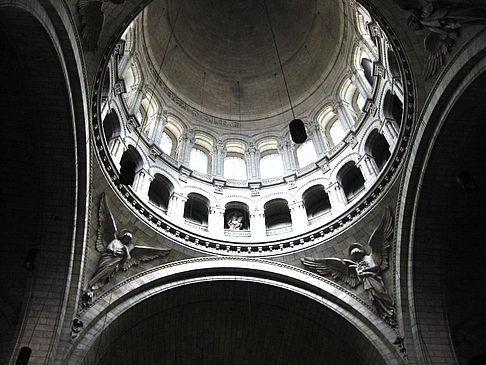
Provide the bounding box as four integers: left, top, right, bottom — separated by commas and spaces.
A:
332, 100, 355, 132
382, 118, 399, 149
357, 154, 378, 187
211, 140, 226, 178
208, 206, 225, 236
177, 130, 195, 165
278, 138, 297, 174
152, 110, 168, 147
129, 83, 148, 115
307, 121, 327, 157
250, 208, 266, 239
168, 193, 187, 224
325, 182, 347, 210
288, 200, 308, 233
109, 136, 125, 168
245, 143, 261, 179
133, 169, 151, 197
350, 68, 372, 99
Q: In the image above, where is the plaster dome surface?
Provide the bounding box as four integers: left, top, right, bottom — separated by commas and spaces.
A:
143, 0, 344, 121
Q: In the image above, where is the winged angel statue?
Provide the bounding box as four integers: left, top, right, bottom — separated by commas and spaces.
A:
86, 193, 171, 293
395, 0, 486, 79
301, 208, 395, 325
78, 0, 124, 51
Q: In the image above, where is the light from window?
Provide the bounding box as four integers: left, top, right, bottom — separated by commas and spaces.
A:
297, 140, 318, 167
160, 131, 173, 156
260, 153, 284, 179
224, 156, 247, 180
357, 93, 367, 111
330, 120, 347, 146
190, 148, 208, 174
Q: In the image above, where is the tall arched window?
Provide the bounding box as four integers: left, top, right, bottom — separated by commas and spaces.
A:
160, 131, 173, 156
329, 120, 347, 146
357, 93, 367, 111
296, 140, 317, 167
190, 148, 209, 174
260, 153, 284, 179
224, 156, 247, 180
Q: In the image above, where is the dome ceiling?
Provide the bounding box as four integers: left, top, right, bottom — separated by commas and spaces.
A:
142, 0, 344, 121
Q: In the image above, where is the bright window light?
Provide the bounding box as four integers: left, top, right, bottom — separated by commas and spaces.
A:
297, 140, 317, 167
224, 156, 247, 180
330, 120, 347, 145
260, 153, 284, 179
160, 131, 173, 156
190, 148, 208, 174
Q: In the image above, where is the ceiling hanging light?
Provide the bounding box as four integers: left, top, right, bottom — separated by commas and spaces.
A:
263, 0, 307, 144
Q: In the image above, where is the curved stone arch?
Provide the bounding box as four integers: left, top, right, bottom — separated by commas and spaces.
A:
146, 167, 181, 194
357, 119, 383, 155
396, 32, 486, 364
181, 185, 217, 206
295, 177, 331, 199
120, 57, 144, 99
329, 152, 362, 182
377, 81, 397, 121
255, 192, 295, 211
66, 258, 401, 364
217, 195, 256, 211
122, 141, 151, 172
0, 0, 90, 362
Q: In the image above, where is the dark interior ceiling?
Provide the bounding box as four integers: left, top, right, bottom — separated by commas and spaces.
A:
83, 281, 387, 365
143, 0, 344, 121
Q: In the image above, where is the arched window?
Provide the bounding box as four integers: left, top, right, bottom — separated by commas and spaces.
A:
329, 120, 346, 146
264, 199, 292, 234
357, 93, 367, 111
260, 153, 284, 179
224, 156, 247, 180
102, 109, 121, 144
337, 162, 365, 202
361, 58, 374, 86
365, 130, 391, 171
160, 131, 173, 156
302, 185, 331, 221
383, 91, 403, 126
190, 148, 209, 174
148, 174, 174, 213
183, 193, 210, 230
296, 140, 317, 167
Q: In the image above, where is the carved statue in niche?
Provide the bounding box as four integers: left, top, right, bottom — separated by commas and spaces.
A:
395, 0, 486, 78
82, 193, 171, 306
301, 208, 396, 325
227, 213, 244, 230
78, 0, 125, 52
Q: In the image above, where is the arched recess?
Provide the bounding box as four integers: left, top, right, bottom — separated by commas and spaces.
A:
66, 259, 400, 364
264, 199, 292, 234
102, 109, 122, 144
302, 185, 331, 222
224, 201, 250, 230
183, 193, 210, 229
148, 174, 174, 213
0, 2, 88, 364
337, 162, 365, 202
365, 130, 391, 171
383, 91, 403, 126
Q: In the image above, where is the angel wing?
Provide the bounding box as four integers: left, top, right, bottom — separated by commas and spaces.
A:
368, 207, 394, 271
423, 31, 455, 79
78, 0, 104, 51
301, 257, 361, 288
95, 193, 117, 253
122, 245, 171, 271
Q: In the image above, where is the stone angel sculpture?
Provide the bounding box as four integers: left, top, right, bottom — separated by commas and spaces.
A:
87, 193, 171, 292
395, 0, 486, 78
78, 0, 124, 51
301, 208, 395, 325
